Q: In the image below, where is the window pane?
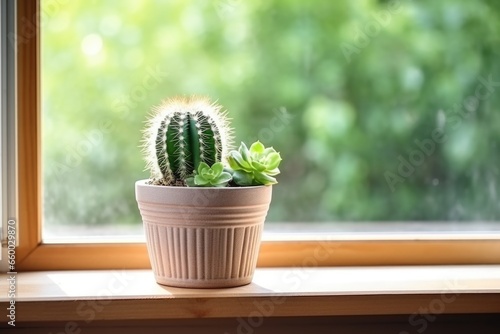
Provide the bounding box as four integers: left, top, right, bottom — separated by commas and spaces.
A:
42, 0, 500, 239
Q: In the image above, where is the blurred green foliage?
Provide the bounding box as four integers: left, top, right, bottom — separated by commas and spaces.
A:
42, 0, 500, 230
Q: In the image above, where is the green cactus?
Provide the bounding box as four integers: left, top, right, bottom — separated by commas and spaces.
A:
143, 96, 233, 185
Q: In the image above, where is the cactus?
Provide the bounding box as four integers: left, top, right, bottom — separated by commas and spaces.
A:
143, 96, 233, 185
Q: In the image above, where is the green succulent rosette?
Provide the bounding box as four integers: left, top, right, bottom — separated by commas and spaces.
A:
227, 141, 282, 186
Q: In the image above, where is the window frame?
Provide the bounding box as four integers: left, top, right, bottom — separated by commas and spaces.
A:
15, 0, 500, 271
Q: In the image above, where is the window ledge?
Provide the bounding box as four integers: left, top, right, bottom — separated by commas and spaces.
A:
1, 265, 499, 323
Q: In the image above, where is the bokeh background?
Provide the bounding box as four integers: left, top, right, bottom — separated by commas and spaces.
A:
41, 0, 500, 236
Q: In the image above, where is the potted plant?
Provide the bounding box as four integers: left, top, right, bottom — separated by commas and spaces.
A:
135, 96, 282, 288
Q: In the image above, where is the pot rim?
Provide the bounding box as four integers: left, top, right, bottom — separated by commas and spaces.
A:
135, 179, 273, 206
135, 179, 271, 190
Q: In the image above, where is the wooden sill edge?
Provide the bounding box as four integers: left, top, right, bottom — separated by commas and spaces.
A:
16, 239, 500, 271
1, 265, 499, 323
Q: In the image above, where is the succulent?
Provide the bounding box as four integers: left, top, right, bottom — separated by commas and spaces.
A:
143, 96, 283, 187
143, 96, 233, 185
186, 162, 233, 187
228, 141, 282, 186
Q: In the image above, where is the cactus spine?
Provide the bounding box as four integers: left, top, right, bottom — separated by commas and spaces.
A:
144, 96, 232, 185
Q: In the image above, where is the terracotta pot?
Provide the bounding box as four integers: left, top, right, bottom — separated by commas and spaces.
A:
135, 180, 272, 288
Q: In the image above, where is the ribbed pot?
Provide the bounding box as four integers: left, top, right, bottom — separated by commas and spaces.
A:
135, 180, 272, 288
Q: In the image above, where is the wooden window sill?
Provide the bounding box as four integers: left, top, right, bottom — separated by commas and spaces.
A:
1, 265, 499, 324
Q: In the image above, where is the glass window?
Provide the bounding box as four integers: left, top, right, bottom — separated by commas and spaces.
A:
42, 0, 500, 240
